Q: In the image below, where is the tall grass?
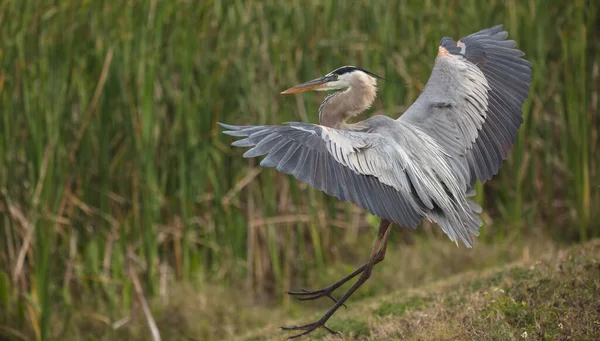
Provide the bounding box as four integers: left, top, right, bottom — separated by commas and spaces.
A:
0, 0, 598, 339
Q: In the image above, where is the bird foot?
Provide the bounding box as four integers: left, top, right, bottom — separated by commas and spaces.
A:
281, 320, 340, 339
287, 288, 347, 308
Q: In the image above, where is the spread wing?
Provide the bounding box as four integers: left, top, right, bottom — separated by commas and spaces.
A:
219, 121, 482, 247
399, 25, 532, 186
219, 122, 426, 229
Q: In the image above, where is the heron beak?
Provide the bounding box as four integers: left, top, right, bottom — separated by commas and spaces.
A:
281, 76, 329, 94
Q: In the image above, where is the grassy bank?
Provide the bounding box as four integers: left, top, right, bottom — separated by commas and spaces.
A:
0, 1, 599, 340
238, 238, 600, 341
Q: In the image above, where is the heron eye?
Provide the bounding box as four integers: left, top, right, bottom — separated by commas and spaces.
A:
333, 74, 339, 79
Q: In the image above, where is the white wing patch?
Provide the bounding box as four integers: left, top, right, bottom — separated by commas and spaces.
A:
457, 40, 466, 55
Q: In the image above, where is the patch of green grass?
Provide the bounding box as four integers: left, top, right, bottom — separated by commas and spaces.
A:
468, 272, 507, 292
469, 267, 539, 291
327, 318, 370, 339
486, 295, 536, 328
476, 288, 565, 340
374, 295, 427, 317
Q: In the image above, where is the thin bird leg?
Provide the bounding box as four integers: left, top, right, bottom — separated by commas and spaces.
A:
282, 220, 392, 339
287, 219, 391, 304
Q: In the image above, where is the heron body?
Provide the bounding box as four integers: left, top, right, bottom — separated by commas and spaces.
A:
220, 25, 532, 338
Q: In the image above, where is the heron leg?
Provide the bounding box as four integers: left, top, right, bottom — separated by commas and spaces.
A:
287, 219, 391, 304
286, 263, 367, 306
282, 219, 392, 339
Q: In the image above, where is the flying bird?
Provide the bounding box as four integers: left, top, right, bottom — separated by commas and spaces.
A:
219, 25, 532, 338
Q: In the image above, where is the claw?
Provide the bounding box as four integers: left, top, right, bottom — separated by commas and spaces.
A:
323, 325, 342, 335
281, 320, 339, 339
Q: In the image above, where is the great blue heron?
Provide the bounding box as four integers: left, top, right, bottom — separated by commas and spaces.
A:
219, 25, 532, 338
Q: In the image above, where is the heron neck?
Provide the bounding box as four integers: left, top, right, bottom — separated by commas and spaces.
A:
318, 78, 377, 129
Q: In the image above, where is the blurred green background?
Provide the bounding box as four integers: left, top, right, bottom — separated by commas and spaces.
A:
0, 0, 598, 340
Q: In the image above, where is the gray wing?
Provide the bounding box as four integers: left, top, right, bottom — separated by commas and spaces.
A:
399, 25, 532, 186
219, 122, 426, 229
220, 120, 483, 247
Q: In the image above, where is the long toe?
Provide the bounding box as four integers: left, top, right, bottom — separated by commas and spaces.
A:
281, 320, 337, 339
298, 293, 346, 307
287, 288, 326, 296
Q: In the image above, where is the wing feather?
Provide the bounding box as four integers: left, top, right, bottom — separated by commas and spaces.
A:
220, 122, 428, 228
399, 24, 532, 186
220, 120, 483, 247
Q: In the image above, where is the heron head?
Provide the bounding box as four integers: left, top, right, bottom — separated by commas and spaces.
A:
281, 66, 374, 94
